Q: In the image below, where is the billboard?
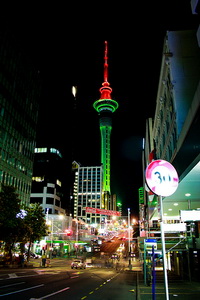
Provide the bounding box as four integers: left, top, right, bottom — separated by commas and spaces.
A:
85, 207, 121, 216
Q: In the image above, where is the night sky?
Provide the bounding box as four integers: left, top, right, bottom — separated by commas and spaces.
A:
1, 1, 199, 216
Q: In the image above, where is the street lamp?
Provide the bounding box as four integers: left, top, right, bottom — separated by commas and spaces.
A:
128, 208, 132, 269
46, 213, 65, 258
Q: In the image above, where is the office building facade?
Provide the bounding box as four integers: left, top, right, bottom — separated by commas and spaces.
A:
30, 147, 66, 215
141, 29, 200, 281
73, 162, 103, 224
0, 29, 41, 205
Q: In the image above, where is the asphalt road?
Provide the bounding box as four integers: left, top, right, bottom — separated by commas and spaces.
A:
0, 266, 137, 300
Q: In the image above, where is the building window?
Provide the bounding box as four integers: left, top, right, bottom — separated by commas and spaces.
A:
34, 148, 47, 153
46, 198, 54, 204
30, 197, 43, 204
47, 186, 54, 194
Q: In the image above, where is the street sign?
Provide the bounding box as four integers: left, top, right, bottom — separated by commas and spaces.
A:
145, 159, 179, 197
145, 239, 157, 250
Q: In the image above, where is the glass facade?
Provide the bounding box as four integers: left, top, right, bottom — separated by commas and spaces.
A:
30, 148, 66, 215
0, 30, 41, 206
74, 165, 103, 224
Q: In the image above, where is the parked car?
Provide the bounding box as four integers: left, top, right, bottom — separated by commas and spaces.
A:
111, 253, 119, 260
93, 246, 101, 252
25, 251, 40, 259
71, 259, 86, 269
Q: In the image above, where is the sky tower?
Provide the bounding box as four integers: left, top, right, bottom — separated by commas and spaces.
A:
93, 41, 119, 209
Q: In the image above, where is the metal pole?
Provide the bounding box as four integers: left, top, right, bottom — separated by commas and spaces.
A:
128, 208, 131, 253
51, 217, 53, 249
152, 245, 156, 300
144, 241, 147, 285
128, 208, 132, 269
159, 195, 169, 300
76, 218, 78, 257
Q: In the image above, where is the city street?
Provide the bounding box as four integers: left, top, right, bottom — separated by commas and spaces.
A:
0, 258, 200, 299
0, 260, 138, 300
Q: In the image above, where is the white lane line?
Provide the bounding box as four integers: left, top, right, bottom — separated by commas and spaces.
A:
0, 273, 43, 281
33, 287, 70, 299
0, 284, 44, 297
0, 281, 25, 289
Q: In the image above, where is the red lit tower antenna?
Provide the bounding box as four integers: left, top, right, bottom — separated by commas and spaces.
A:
104, 40, 108, 83
99, 41, 114, 100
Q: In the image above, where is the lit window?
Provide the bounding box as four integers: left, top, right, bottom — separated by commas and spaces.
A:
56, 179, 62, 187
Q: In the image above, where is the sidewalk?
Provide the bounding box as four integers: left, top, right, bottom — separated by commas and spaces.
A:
137, 270, 200, 300
28, 257, 73, 269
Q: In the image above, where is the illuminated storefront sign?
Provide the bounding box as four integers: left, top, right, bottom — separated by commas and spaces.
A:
85, 207, 121, 216
180, 210, 200, 222
145, 159, 179, 197
163, 223, 186, 232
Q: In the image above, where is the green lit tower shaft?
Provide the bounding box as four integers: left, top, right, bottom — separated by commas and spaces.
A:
93, 41, 118, 209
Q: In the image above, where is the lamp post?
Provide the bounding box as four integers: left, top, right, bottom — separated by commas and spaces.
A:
128, 208, 132, 269
75, 218, 79, 257
46, 213, 65, 258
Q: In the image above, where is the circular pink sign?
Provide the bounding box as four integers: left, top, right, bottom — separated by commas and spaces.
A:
145, 160, 179, 197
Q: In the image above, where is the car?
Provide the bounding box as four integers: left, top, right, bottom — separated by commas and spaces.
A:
71, 259, 86, 269
24, 251, 40, 259
111, 253, 119, 260
93, 246, 101, 252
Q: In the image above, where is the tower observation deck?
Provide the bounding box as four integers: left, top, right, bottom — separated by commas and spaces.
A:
93, 41, 119, 203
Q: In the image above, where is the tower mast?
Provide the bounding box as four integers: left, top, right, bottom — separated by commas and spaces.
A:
93, 41, 119, 210
104, 40, 108, 83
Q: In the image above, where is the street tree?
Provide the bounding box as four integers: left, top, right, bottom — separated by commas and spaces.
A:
0, 184, 21, 261
23, 203, 48, 261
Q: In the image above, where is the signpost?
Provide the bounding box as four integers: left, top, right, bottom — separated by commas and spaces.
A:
145, 159, 179, 300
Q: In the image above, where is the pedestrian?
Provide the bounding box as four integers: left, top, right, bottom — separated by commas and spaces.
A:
42, 253, 46, 267
19, 254, 24, 268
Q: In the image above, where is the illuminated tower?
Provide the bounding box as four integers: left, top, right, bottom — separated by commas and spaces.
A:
93, 41, 119, 209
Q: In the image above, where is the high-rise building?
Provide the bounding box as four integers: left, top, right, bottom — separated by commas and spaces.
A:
30, 147, 66, 215
93, 41, 119, 210
72, 161, 103, 224
0, 29, 41, 206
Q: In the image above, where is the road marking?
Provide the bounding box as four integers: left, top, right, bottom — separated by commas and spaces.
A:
33, 287, 70, 299
8, 273, 18, 278
0, 273, 44, 281
89, 291, 94, 294
0, 284, 44, 297
81, 272, 120, 299
0, 282, 25, 289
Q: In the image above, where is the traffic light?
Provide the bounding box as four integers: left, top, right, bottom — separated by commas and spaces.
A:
65, 229, 72, 236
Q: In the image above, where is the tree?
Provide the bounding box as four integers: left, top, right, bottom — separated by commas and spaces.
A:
0, 184, 21, 261
23, 203, 48, 261
0, 185, 48, 263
